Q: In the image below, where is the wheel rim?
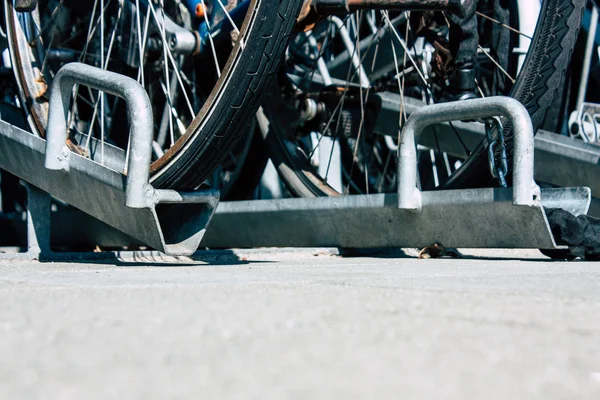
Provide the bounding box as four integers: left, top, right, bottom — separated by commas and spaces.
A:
5, 0, 260, 183
266, 3, 540, 196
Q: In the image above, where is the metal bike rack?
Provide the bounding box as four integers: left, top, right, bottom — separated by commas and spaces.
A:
0, 70, 592, 254
0, 63, 218, 257
201, 97, 591, 250
373, 92, 600, 217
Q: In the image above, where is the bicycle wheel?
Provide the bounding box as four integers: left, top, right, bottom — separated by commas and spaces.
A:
5, 0, 302, 190
263, 0, 584, 197
214, 116, 270, 201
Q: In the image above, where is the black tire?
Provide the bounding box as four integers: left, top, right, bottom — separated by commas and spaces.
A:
220, 118, 270, 201
5, 0, 303, 191
443, 0, 585, 189
152, 0, 303, 189
262, 85, 340, 197
539, 248, 578, 260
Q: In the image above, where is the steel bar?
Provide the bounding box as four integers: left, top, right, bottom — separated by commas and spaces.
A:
0, 185, 587, 252
0, 62, 220, 255
371, 93, 600, 202
45, 62, 153, 209
201, 187, 573, 249
398, 96, 537, 209
0, 118, 220, 255
23, 183, 51, 256
372, 92, 600, 216
534, 130, 600, 194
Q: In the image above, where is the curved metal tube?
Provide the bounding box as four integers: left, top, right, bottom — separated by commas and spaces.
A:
398, 96, 537, 209
45, 63, 154, 209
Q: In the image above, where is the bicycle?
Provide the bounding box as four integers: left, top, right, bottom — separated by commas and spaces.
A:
259, 0, 585, 197
3, 0, 585, 198
3, 0, 301, 191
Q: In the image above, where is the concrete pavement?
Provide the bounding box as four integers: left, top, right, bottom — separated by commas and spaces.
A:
0, 249, 599, 399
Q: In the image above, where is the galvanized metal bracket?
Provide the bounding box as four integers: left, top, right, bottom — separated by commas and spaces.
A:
0, 63, 219, 255
201, 97, 590, 251
46, 63, 162, 209
398, 96, 539, 210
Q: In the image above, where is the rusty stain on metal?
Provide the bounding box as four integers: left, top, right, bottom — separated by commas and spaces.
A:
34, 75, 49, 103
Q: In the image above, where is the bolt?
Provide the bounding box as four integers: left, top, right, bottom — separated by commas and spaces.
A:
169, 34, 177, 49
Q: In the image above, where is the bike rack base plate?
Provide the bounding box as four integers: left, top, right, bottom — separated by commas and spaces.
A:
0, 120, 217, 256
201, 187, 590, 250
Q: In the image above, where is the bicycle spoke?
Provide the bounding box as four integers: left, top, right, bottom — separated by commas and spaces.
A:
66, 0, 101, 134
84, 2, 123, 153
200, 0, 222, 78
147, 2, 195, 119
310, 14, 386, 162
448, 121, 471, 156
216, 0, 242, 39
478, 45, 515, 84
476, 11, 532, 40
40, 0, 64, 73
346, 11, 371, 194
307, 19, 361, 160
135, 0, 145, 88
301, 17, 339, 87
382, 11, 430, 91
158, 1, 174, 146
474, 77, 486, 98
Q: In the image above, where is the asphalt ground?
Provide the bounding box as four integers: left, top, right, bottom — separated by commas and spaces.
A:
0, 248, 599, 399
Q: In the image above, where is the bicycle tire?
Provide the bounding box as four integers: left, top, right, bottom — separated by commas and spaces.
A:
443, 0, 585, 189
262, 0, 585, 196
5, 0, 303, 190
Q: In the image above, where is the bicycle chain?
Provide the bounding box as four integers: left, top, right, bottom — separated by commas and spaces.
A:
485, 117, 508, 188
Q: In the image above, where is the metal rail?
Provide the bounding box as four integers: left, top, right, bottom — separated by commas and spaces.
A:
200, 97, 589, 250
398, 97, 537, 209
45, 63, 153, 208
0, 67, 592, 254
371, 92, 600, 217
0, 63, 219, 256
